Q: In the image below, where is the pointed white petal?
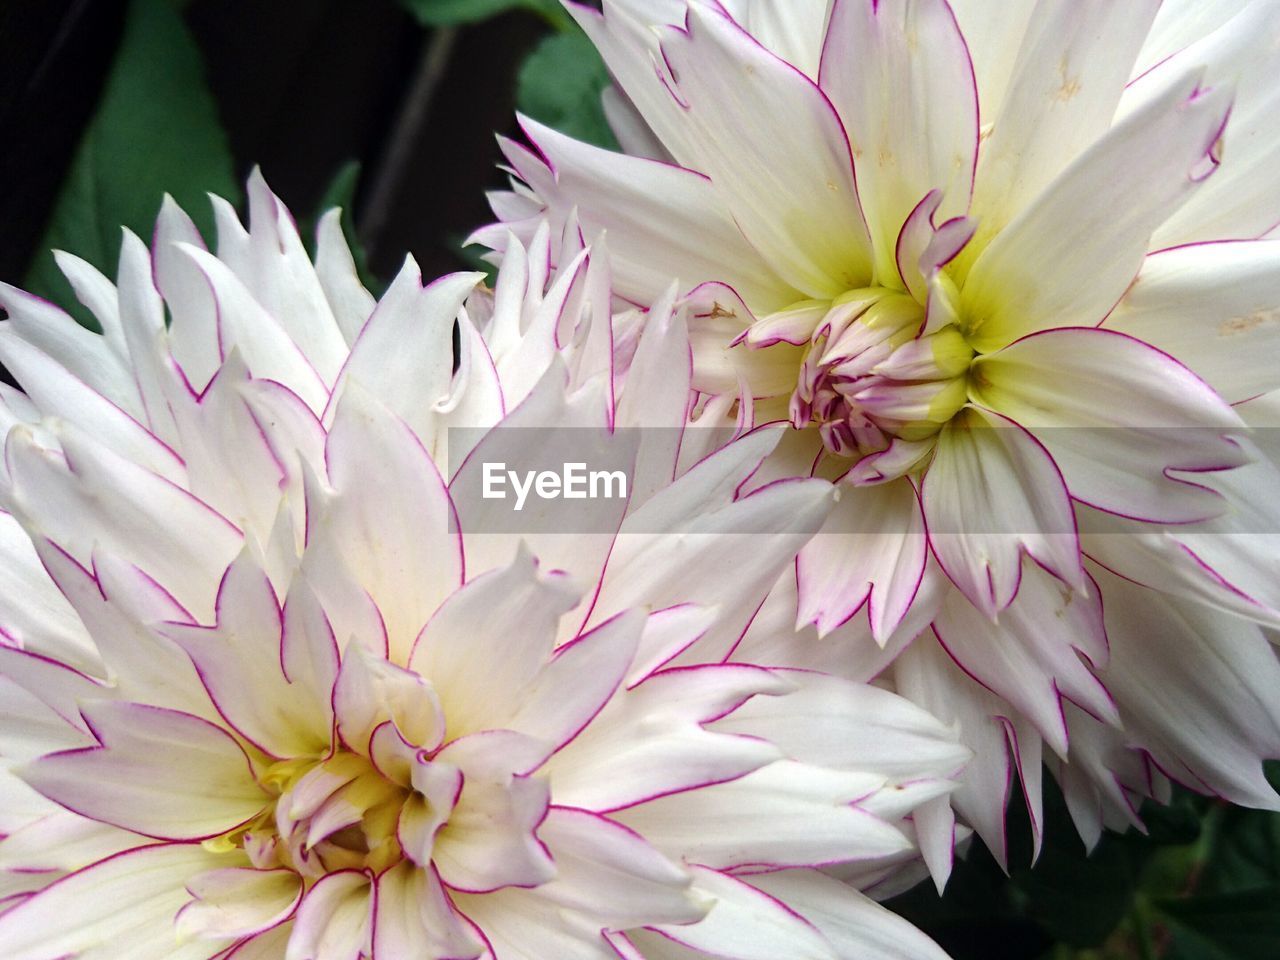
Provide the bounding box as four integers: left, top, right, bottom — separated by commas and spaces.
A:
20, 700, 265, 841
972, 327, 1247, 523
923, 406, 1082, 617
819, 0, 978, 281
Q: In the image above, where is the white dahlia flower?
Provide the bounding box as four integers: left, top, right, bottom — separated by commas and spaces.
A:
0, 176, 967, 959
478, 0, 1280, 861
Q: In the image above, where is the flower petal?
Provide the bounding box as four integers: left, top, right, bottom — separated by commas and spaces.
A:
960, 70, 1232, 351
819, 0, 978, 280
162, 551, 332, 758
505, 119, 793, 310
1130, 2, 1280, 247
410, 545, 579, 740
431, 773, 555, 893
659, 4, 874, 298
310, 382, 462, 663
372, 862, 483, 960
0, 843, 229, 960
932, 564, 1119, 758
542, 663, 788, 813
285, 869, 373, 960
713, 669, 968, 782
923, 406, 1082, 617
531, 806, 705, 929
1106, 241, 1280, 403
616, 760, 910, 871
19, 700, 265, 841
750, 868, 951, 960
639, 865, 837, 960
797, 478, 927, 642
175, 867, 302, 941
963, 0, 1161, 260
971, 327, 1247, 523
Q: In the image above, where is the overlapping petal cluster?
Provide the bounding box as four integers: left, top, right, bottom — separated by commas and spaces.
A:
481, 0, 1280, 861
0, 177, 967, 959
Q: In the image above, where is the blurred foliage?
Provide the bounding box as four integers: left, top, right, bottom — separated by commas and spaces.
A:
889, 767, 1280, 960
400, 0, 616, 149
25, 0, 239, 328
517, 29, 618, 149
400, 0, 573, 30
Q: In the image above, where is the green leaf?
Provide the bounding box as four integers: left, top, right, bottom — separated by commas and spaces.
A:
24, 0, 240, 327
517, 30, 618, 150
1159, 887, 1280, 960
399, 0, 571, 30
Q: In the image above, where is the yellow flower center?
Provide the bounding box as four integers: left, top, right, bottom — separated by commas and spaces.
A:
763, 283, 975, 479
206, 752, 412, 879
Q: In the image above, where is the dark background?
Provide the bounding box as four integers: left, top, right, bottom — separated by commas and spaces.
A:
1, 0, 548, 289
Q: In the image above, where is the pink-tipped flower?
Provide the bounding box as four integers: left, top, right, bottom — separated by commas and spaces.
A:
0, 176, 967, 959
479, 0, 1280, 859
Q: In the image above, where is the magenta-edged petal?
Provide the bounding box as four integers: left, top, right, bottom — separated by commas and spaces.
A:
410, 544, 579, 740
162, 550, 332, 759
224, 923, 294, 959
1106, 240, 1280, 404
749, 868, 951, 960
176, 867, 302, 941
0, 644, 102, 735
285, 869, 373, 960
964, 0, 1161, 260
713, 669, 969, 783
659, 5, 873, 298
923, 406, 1083, 618
894, 191, 977, 306
532, 806, 705, 929
1092, 562, 1280, 811
0, 327, 183, 485
176, 243, 330, 414
0, 812, 139, 889
452, 883, 620, 960
819, 0, 978, 281
960, 69, 1231, 351
972, 327, 1248, 523
0, 511, 92, 669
372, 862, 484, 960
333, 641, 445, 756
5, 420, 242, 622
399, 758, 463, 866
0, 280, 140, 422
35, 541, 213, 721
893, 638, 1023, 868
638, 865, 837, 960
431, 772, 555, 894
615, 286, 692, 507
506, 609, 644, 755
542, 664, 790, 813
512, 118, 793, 311
1078, 454, 1280, 630
1131, 2, 1280, 248
932, 563, 1118, 759
449, 357, 624, 608
310, 382, 462, 663
328, 263, 481, 445
616, 761, 909, 872
797, 478, 927, 642
19, 700, 266, 841
0, 843, 229, 960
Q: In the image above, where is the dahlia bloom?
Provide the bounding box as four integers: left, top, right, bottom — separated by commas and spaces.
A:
0, 177, 966, 958
479, 0, 1280, 860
